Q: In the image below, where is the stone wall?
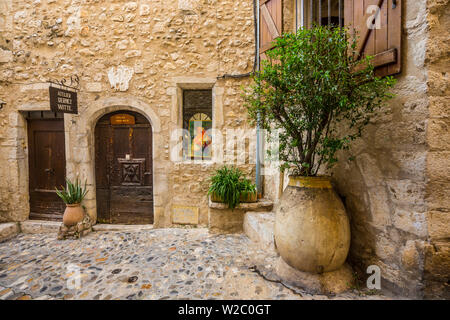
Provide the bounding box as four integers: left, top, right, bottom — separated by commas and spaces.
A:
331, 0, 449, 299
331, 0, 431, 298
423, 0, 450, 299
263, 0, 449, 299
0, 0, 257, 227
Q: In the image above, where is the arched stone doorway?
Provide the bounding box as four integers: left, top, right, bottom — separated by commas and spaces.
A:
94, 110, 154, 224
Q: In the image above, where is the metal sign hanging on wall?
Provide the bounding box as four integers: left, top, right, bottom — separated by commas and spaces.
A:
48, 75, 80, 114
49, 86, 78, 114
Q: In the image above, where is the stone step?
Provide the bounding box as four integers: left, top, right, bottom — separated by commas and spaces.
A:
21, 220, 60, 234
208, 199, 274, 234
93, 224, 154, 232
18, 220, 154, 234
243, 211, 276, 251
0, 223, 20, 242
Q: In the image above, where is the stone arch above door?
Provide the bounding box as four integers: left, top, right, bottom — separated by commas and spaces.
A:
86, 96, 161, 133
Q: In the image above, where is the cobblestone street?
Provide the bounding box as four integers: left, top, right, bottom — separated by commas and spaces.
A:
0, 228, 388, 300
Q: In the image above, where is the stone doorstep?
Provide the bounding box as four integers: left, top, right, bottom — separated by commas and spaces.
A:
21, 220, 61, 234
93, 224, 154, 232
0, 223, 20, 242
15, 220, 154, 235
243, 212, 276, 252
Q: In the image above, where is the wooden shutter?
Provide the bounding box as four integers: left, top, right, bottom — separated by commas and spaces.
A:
345, 0, 402, 77
260, 0, 283, 62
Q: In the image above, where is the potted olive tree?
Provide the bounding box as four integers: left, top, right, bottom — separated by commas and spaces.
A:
244, 26, 395, 275
56, 178, 89, 227
208, 166, 257, 210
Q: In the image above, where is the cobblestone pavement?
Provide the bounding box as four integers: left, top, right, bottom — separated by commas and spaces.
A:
0, 228, 388, 300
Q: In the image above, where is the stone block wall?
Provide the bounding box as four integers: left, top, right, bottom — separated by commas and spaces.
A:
0, 0, 257, 227
331, 0, 449, 299
263, 0, 449, 299
423, 0, 450, 299
331, 0, 431, 298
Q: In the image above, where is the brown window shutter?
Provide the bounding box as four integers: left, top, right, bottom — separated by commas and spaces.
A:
344, 0, 402, 77
260, 0, 283, 62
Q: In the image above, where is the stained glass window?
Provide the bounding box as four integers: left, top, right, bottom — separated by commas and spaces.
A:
182, 90, 213, 160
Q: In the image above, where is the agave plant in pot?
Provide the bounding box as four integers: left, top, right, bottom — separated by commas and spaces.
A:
244, 26, 395, 276
208, 166, 257, 210
56, 178, 89, 227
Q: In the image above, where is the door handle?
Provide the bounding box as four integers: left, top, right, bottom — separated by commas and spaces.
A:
44, 168, 55, 174
144, 172, 151, 176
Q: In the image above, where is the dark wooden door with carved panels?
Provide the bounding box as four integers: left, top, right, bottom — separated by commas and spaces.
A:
95, 111, 153, 224
27, 114, 66, 221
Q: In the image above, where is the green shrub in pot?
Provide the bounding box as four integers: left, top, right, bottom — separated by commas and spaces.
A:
208, 166, 257, 210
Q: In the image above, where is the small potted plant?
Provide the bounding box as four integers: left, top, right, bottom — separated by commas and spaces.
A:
208, 166, 257, 210
56, 178, 89, 226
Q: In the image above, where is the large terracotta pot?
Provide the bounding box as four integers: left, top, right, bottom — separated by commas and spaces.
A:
63, 204, 84, 226
274, 176, 350, 274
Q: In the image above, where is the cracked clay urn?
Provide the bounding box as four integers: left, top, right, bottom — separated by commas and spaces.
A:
274, 176, 351, 274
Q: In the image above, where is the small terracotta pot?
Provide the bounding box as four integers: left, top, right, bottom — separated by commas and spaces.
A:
63, 204, 84, 227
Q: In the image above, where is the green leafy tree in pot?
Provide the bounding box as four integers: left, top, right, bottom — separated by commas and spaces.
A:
243, 26, 397, 279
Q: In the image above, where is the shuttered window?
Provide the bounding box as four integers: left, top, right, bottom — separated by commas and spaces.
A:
344, 0, 401, 77
261, 0, 402, 77
259, 0, 283, 61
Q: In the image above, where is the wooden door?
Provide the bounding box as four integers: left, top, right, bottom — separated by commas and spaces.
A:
28, 118, 66, 221
95, 111, 154, 224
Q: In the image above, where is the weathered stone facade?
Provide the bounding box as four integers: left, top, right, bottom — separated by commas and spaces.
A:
423, 0, 450, 299
263, 0, 449, 299
0, 0, 448, 299
331, 0, 433, 298
333, 0, 449, 299
0, 0, 256, 227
